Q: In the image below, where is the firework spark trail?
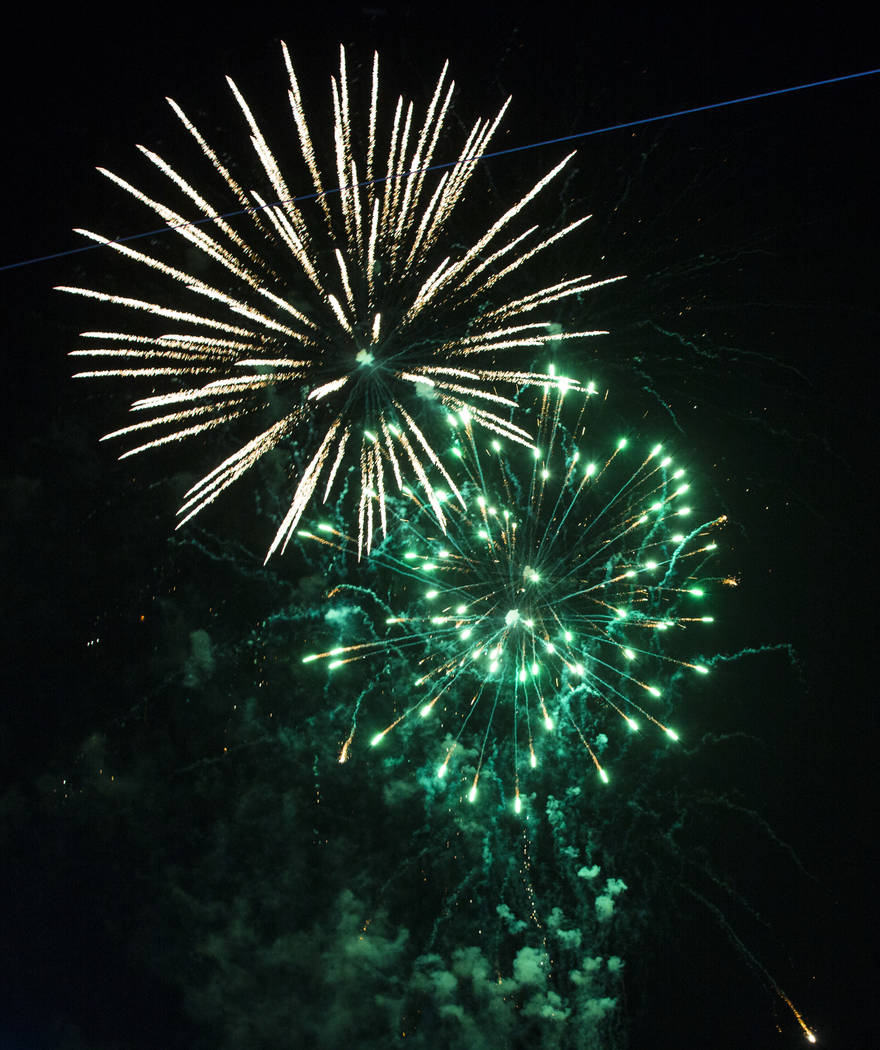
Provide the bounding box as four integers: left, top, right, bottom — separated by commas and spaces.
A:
681, 884, 816, 1043
61, 43, 623, 558
300, 380, 725, 807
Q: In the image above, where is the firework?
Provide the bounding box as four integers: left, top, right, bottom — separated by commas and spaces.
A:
60, 43, 622, 558
300, 378, 727, 806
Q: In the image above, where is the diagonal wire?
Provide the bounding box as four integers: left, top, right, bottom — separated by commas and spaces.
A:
2, 66, 877, 274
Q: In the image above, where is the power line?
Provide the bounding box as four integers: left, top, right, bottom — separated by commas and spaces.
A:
2, 66, 877, 275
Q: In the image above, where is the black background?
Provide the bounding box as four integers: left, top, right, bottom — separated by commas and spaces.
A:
2, 3, 877, 1048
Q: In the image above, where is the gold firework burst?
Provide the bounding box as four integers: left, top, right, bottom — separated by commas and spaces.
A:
61, 43, 622, 558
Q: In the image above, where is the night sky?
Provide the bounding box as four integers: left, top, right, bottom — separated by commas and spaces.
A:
2, 5, 877, 1049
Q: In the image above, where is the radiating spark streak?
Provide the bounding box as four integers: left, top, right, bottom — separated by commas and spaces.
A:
308, 376, 350, 402
397, 404, 465, 508
64, 44, 620, 557
445, 331, 607, 355
464, 216, 593, 292
100, 399, 251, 441
165, 95, 274, 241
72, 228, 233, 303
79, 331, 257, 352
71, 367, 215, 380
323, 429, 350, 502
135, 145, 253, 255
409, 152, 576, 317
177, 417, 294, 529
267, 418, 344, 560
118, 413, 245, 457
60, 287, 251, 335
281, 41, 333, 231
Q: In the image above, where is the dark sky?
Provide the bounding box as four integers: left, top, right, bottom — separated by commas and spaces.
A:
2, 4, 877, 1049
